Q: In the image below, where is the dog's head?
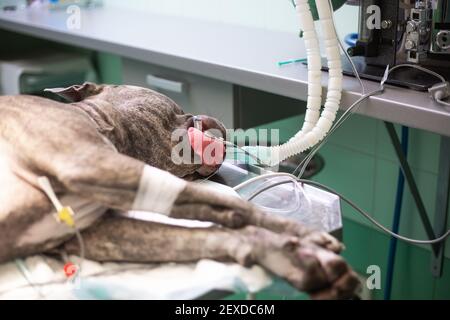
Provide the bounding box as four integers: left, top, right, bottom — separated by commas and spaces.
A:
46, 82, 227, 178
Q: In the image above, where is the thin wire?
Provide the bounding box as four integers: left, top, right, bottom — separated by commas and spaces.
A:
290, 0, 366, 93
196, 140, 269, 185
327, 0, 366, 95
244, 176, 450, 245
13, 226, 86, 298
74, 227, 85, 274
223, 140, 268, 167
437, 98, 450, 107
203, 131, 270, 167
299, 87, 383, 175
295, 63, 449, 178
234, 172, 295, 191
246, 179, 296, 201
290, 3, 446, 177
0, 263, 154, 296
14, 259, 46, 299
292, 0, 366, 100
390, 64, 446, 83
198, 170, 220, 183
298, 179, 450, 245
293, 87, 384, 177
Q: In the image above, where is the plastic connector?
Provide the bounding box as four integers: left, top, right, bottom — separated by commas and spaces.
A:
428, 81, 450, 102
57, 207, 75, 228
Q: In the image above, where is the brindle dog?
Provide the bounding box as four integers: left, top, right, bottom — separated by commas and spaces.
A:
0, 83, 360, 299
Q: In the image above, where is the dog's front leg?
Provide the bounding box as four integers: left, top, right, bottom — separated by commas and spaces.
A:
16, 121, 340, 253
53, 150, 340, 253
62, 215, 360, 300
169, 183, 343, 253
50, 147, 146, 211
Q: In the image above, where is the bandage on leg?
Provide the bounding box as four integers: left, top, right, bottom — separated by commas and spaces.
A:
132, 165, 187, 215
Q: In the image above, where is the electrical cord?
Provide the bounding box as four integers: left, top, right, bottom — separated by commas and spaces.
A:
389, 63, 446, 82
246, 179, 297, 201
201, 130, 268, 167
74, 227, 85, 274
391, 64, 450, 107
0, 262, 153, 297
295, 66, 392, 177
436, 98, 450, 107
247, 179, 297, 201
223, 140, 268, 167
14, 259, 46, 299
299, 179, 450, 245
239, 173, 450, 245
294, 63, 450, 178
234, 172, 296, 191
294, 86, 384, 177
327, 0, 366, 95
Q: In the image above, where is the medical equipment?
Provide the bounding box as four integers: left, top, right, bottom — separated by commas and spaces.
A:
208, 161, 344, 237
249, 0, 450, 167
36, 177, 86, 270
186, 126, 343, 233
344, 0, 450, 91
1, 255, 272, 300
201, 149, 450, 244
10, 176, 88, 298
229, 170, 450, 245
248, 0, 450, 168
294, 63, 450, 179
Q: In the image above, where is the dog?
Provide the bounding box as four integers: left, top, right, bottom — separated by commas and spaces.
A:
0, 82, 360, 299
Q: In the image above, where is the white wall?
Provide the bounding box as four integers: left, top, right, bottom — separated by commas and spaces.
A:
104, 0, 358, 39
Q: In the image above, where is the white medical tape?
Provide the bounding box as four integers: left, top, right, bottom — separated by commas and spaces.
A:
132, 165, 187, 215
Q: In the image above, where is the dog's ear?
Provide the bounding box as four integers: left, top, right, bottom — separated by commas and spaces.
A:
44, 82, 104, 102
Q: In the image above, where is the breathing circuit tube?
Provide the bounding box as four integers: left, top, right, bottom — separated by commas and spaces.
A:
245, 0, 342, 166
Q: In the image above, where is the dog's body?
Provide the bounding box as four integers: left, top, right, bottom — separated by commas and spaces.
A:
0, 83, 360, 299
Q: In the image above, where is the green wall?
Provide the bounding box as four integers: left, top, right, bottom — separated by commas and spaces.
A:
96, 52, 123, 84
258, 113, 450, 300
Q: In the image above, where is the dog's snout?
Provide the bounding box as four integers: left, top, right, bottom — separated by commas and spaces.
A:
193, 115, 227, 140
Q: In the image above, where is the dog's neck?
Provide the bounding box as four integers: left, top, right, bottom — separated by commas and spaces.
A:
69, 98, 189, 171
71, 99, 128, 152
